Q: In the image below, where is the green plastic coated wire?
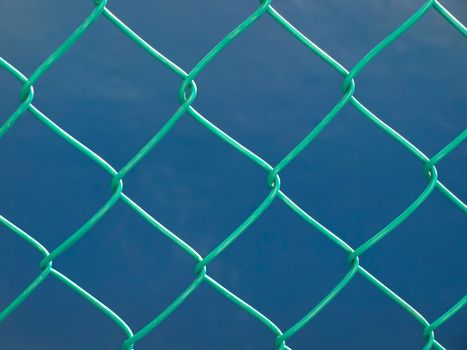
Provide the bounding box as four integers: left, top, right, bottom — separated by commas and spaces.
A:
1, 0, 466, 349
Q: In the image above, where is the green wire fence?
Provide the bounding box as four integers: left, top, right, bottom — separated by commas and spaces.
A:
1, 0, 466, 349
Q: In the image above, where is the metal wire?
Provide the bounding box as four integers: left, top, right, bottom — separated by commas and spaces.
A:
1, 0, 466, 349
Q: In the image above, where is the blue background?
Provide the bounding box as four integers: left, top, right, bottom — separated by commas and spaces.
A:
0, 0, 466, 349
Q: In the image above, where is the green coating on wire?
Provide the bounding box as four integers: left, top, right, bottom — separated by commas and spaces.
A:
1, 1, 466, 349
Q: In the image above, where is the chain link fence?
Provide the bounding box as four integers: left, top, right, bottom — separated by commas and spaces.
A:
1, 0, 466, 349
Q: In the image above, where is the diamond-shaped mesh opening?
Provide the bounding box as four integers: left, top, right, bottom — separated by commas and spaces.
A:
193, 13, 343, 163
365, 190, 467, 318
208, 199, 350, 326
287, 275, 428, 350
356, 9, 467, 154
0, 112, 111, 247
30, 17, 182, 166
124, 116, 269, 254
58, 200, 196, 329
281, 104, 428, 246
